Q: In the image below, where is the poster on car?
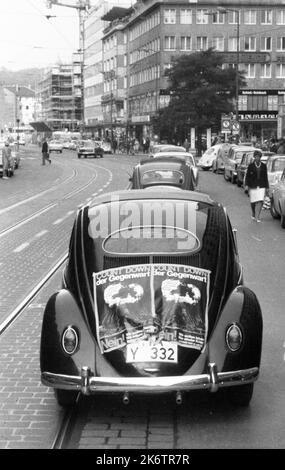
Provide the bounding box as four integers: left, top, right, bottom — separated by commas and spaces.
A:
93, 264, 210, 357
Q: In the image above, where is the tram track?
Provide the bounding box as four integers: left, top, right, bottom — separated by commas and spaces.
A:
0, 252, 68, 336
0, 167, 100, 239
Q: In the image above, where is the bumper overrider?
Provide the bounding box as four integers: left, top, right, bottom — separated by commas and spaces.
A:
41, 364, 259, 395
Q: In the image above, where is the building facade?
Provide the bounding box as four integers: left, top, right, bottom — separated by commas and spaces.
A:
37, 57, 83, 132
0, 85, 36, 132
83, 0, 132, 135
92, 0, 285, 143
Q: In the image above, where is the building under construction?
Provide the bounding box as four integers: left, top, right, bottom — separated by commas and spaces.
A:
37, 53, 82, 131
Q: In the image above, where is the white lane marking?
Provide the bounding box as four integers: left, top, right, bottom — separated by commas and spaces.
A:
53, 218, 63, 225
35, 230, 49, 238
53, 210, 75, 225
0, 203, 57, 240
0, 170, 76, 216
14, 242, 30, 253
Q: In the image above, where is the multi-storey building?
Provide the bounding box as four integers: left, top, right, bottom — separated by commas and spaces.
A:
37, 55, 82, 131
0, 85, 36, 131
96, 0, 285, 143
83, 0, 132, 135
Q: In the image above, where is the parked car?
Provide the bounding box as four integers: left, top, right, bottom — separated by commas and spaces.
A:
224, 145, 256, 184
77, 140, 104, 158
266, 155, 285, 196
130, 157, 196, 190
198, 144, 223, 171
270, 168, 285, 228
49, 140, 63, 153
211, 143, 231, 173
236, 151, 255, 188
151, 151, 198, 188
40, 188, 263, 408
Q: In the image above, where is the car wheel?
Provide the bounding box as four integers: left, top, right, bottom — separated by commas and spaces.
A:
54, 389, 78, 407
270, 199, 280, 219
227, 383, 254, 407
281, 214, 285, 229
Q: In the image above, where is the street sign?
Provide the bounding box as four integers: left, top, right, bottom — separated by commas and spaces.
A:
221, 118, 231, 133
231, 121, 240, 134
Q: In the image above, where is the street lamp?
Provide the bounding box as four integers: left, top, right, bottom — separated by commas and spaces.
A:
217, 7, 240, 122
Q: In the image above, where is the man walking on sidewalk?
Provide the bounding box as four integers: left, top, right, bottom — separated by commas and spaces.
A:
42, 138, 51, 165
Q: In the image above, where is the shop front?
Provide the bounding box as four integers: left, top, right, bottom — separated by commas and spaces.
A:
238, 89, 285, 143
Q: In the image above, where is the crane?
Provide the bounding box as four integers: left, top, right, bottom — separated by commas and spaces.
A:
45, 1, 91, 129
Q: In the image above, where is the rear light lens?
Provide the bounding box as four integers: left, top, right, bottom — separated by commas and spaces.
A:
226, 323, 243, 352
62, 326, 79, 355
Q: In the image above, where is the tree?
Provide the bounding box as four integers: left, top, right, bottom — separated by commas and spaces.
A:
159, 48, 246, 152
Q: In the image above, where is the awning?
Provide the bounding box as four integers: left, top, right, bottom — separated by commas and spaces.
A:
29, 122, 53, 132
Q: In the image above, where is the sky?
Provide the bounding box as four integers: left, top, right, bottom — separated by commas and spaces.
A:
0, 0, 80, 70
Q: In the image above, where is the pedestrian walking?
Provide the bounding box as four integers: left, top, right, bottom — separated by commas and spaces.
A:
184, 138, 190, 152
245, 149, 269, 223
2, 141, 12, 179
42, 138, 51, 165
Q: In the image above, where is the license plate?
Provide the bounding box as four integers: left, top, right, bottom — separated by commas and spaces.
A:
126, 341, 178, 363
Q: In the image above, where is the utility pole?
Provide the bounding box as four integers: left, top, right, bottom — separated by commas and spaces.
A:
46, 1, 90, 132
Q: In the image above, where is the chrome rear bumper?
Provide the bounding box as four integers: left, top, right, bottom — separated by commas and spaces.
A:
42, 364, 259, 395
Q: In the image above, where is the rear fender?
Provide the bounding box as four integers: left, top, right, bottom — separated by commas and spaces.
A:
208, 286, 263, 372
40, 289, 117, 378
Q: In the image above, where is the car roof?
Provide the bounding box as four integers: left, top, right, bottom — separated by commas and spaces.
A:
88, 189, 215, 209
139, 156, 188, 166
152, 151, 194, 158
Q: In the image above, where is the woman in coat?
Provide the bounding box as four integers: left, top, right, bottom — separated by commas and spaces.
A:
245, 149, 269, 223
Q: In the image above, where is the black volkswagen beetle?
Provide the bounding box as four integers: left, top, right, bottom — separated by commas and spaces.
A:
40, 189, 262, 407
130, 157, 196, 190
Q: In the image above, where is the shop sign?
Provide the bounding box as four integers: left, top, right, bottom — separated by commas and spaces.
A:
239, 112, 278, 121
131, 115, 150, 123
241, 89, 285, 96
219, 52, 270, 64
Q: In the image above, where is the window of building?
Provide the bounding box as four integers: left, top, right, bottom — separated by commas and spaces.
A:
164, 36, 176, 50
261, 10, 272, 25
276, 64, 285, 78
260, 37, 272, 51
276, 10, 285, 25
261, 63, 271, 78
228, 37, 239, 51
268, 95, 278, 110
244, 36, 256, 51
196, 36, 208, 51
212, 11, 225, 24
196, 9, 208, 24
228, 10, 240, 24
277, 37, 285, 51
244, 63, 255, 78
212, 37, 224, 51
180, 36, 192, 51
180, 9, 192, 24
164, 9, 176, 24
244, 10, 257, 25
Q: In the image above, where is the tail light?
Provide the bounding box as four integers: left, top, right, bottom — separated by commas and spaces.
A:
226, 323, 243, 352
62, 326, 79, 355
